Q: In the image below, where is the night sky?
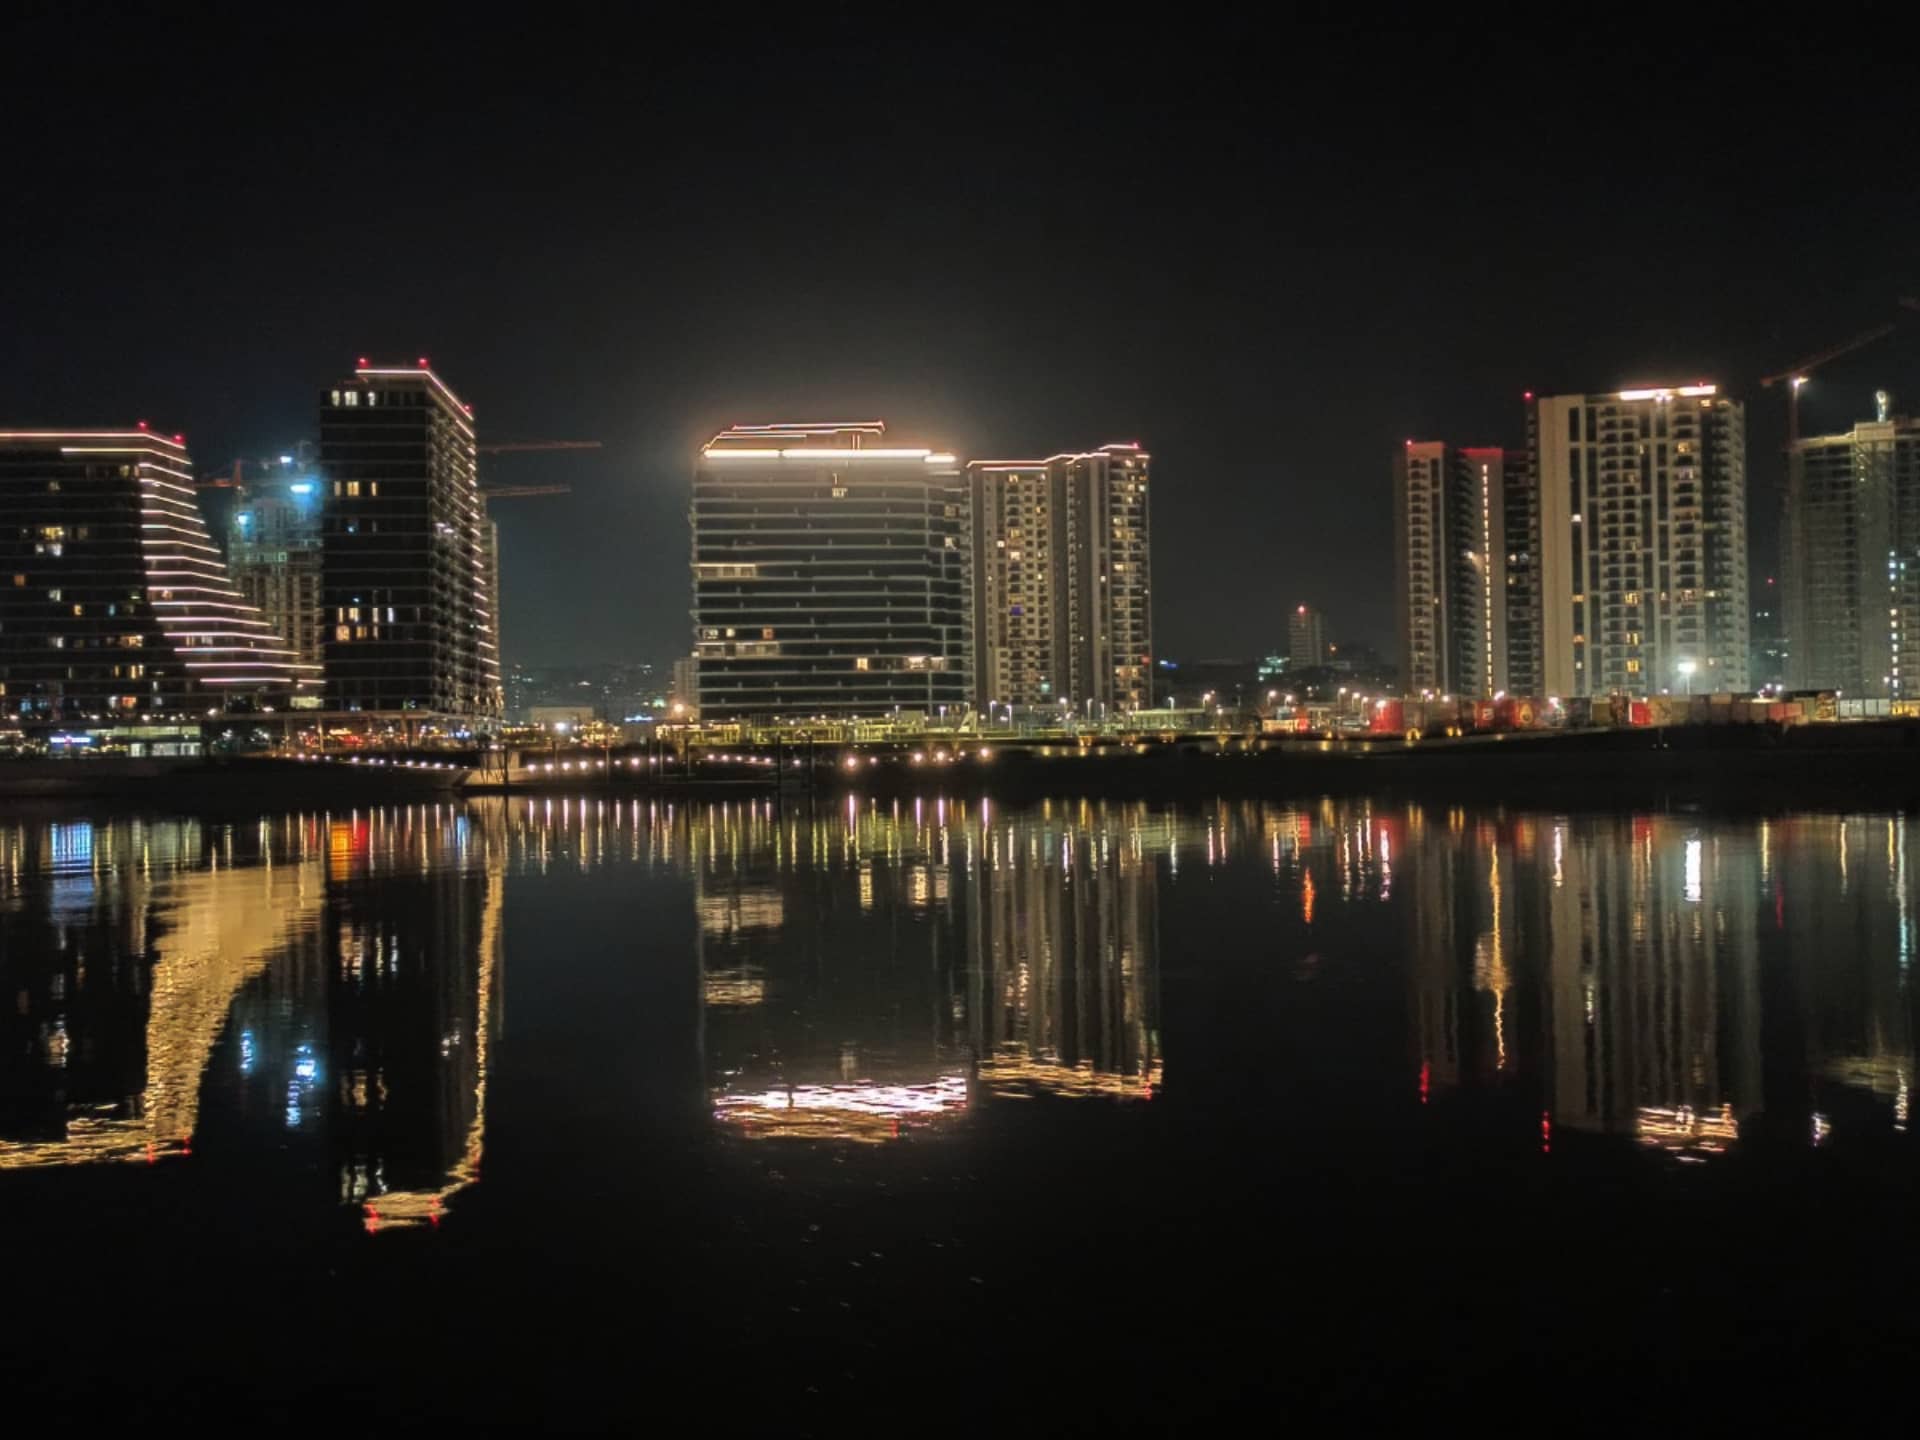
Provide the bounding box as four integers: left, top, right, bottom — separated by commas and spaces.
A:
7, 5, 1919, 668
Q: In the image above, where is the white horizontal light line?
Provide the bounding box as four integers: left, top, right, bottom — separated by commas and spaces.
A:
9, 431, 184, 450
781, 448, 931, 459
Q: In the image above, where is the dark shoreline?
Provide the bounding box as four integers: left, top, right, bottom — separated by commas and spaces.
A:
4, 721, 1919, 813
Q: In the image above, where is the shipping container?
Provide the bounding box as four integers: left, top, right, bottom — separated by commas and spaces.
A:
1837, 697, 1893, 720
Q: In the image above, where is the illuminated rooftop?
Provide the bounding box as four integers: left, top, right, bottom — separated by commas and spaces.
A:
1614, 384, 1718, 402
968, 443, 1149, 471
701, 419, 955, 463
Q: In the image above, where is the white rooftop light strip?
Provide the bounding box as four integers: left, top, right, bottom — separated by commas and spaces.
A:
702, 447, 941, 460
780, 447, 932, 459
1617, 384, 1719, 401
718, 421, 886, 436
8, 430, 184, 451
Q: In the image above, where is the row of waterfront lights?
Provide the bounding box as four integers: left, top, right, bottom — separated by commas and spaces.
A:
843, 747, 995, 770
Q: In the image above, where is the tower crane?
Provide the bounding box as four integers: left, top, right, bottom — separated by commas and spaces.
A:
475, 440, 601, 501
1761, 299, 1920, 446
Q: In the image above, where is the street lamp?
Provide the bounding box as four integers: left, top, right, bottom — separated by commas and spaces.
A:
1678, 659, 1698, 695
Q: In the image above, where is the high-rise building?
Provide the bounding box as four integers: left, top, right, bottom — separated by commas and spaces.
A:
1784, 399, 1920, 697
1394, 443, 1530, 697
1530, 386, 1748, 698
1750, 575, 1787, 692
216, 455, 327, 676
966, 443, 1153, 716
1501, 450, 1545, 698
1288, 604, 1326, 669
318, 362, 500, 726
0, 427, 315, 729
692, 422, 969, 721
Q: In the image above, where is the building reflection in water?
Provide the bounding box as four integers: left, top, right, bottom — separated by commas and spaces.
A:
1, 792, 1913, 1202
690, 795, 1163, 1141
1405, 808, 1915, 1160
0, 807, 504, 1230
495, 793, 1915, 1156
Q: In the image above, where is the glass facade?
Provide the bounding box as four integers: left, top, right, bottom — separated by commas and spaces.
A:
692, 423, 969, 721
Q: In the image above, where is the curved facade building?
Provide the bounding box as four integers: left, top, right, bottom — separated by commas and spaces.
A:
0, 428, 315, 727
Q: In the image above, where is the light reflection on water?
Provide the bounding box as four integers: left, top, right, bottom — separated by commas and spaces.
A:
0, 797, 1914, 1227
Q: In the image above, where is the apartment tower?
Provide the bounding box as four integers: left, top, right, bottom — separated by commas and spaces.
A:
1529, 386, 1748, 698
967, 443, 1152, 716
318, 362, 500, 725
1395, 443, 1534, 697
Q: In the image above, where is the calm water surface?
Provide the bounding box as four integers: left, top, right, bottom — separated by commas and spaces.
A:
3, 794, 1916, 1423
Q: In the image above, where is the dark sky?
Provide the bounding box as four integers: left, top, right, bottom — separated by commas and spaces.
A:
7, 3, 1920, 667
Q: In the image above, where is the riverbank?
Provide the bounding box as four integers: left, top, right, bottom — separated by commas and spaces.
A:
0, 755, 468, 802
812, 721, 1920, 809
7, 721, 1918, 811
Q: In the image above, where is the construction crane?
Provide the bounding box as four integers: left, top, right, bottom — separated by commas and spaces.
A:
480, 482, 572, 499
478, 441, 602, 457
475, 439, 600, 502
1761, 299, 1920, 446
1760, 323, 1898, 447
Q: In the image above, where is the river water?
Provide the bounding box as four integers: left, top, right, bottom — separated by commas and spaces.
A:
2, 795, 1915, 1422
